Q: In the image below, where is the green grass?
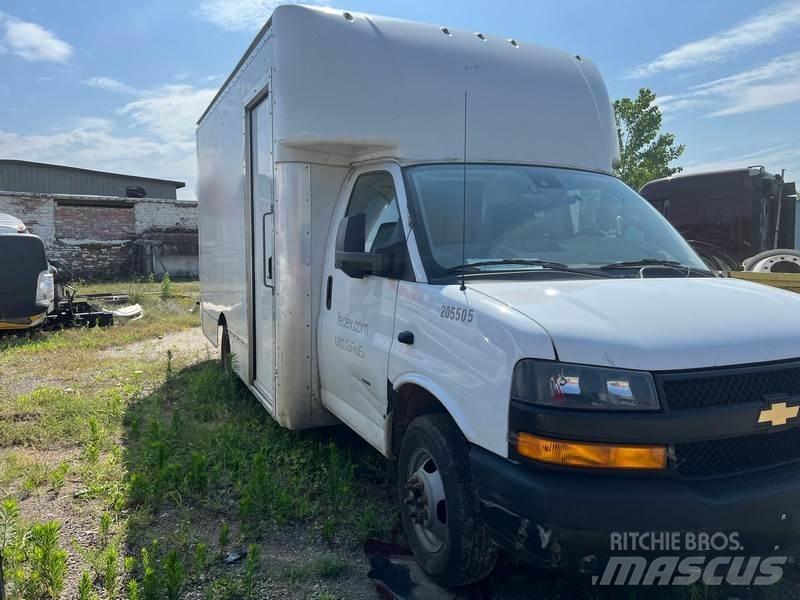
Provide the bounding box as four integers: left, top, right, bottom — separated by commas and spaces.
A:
0, 281, 199, 357
122, 361, 393, 537
0, 282, 395, 597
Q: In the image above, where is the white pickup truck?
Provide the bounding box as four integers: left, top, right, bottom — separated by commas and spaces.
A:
197, 5, 800, 585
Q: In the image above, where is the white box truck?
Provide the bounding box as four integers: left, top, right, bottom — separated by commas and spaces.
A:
198, 5, 800, 585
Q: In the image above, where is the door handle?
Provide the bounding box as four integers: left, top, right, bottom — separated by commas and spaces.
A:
326, 275, 333, 310
397, 331, 414, 345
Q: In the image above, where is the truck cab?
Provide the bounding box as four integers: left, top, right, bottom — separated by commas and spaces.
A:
197, 5, 800, 586
317, 160, 800, 583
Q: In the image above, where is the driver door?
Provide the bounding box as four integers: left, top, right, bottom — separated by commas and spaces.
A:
318, 167, 410, 451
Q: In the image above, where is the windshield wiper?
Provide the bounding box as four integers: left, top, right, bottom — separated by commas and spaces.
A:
446, 259, 611, 278
600, 259, 714, 275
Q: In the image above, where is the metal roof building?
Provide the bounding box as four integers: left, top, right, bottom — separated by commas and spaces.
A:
0, 160, 185, 200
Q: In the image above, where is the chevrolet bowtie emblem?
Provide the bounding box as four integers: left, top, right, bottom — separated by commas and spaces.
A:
758, 402, 800, 427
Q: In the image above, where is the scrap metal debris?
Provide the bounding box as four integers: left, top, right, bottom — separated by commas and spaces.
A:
364, 539, 491, 600
223, 549, 247, 565
40, 261, 143, 330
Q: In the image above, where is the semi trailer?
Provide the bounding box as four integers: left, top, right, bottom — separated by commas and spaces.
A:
641, 167, 798, 270
197, 5, 800, 585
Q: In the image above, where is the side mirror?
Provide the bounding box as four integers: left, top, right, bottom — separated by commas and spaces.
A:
335, 214, 392, 278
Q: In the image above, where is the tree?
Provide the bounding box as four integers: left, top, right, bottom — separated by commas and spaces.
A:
613, 88, 685, 191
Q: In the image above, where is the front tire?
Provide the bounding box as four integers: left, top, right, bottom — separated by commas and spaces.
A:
398, 413, 499, 586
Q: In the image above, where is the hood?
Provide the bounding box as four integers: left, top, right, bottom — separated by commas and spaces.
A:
469, 277, 800, 371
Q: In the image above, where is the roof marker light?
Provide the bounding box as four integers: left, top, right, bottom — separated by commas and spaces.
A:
509, 39, 519, 47
475, 32, 486, 41
343, 11, 354, 21
575, 54, 582, 61
440, 26, 451, 36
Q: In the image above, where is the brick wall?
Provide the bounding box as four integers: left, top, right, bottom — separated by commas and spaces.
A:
0, 191, 198, 279
0, 194, 55, 244
55, 204, 135, 241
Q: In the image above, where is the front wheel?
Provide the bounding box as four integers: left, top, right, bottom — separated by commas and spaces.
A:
398, 414, 499, 586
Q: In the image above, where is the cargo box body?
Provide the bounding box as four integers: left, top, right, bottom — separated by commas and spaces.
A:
196, 4, 618, 430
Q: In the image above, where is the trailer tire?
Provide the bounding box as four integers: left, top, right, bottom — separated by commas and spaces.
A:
398, 413, 498, 587
743, 249, 800, 273
220, 324, 232, 372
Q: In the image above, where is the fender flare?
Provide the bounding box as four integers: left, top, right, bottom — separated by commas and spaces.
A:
391, 372, 477, 444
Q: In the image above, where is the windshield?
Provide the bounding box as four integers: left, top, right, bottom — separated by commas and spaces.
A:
404, 164, 707, 280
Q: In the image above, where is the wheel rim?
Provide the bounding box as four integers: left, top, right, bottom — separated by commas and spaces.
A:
404, 447, 447, 553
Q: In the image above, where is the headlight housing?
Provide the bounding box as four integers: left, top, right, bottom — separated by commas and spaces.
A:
35, 270, 54, 307
511, 359, 659, 411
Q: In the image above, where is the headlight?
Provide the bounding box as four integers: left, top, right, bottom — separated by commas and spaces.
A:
511, 359, 659, 411
35, 270, 54, 307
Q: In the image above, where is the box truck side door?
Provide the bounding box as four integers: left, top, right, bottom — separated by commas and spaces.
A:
318, 168, 408, 451
248, 90, 276, 405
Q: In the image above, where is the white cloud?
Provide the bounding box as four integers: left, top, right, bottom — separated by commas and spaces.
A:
117, 84, 216, 145
0, 83, 217, 199
83, 76, 144, 96
0, 12, 72, 63
656, 51, 800, 117
196, 0, 318, 31
629, 1, 800, 78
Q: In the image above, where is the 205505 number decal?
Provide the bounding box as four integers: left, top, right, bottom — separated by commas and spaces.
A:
440, 304, 474, 323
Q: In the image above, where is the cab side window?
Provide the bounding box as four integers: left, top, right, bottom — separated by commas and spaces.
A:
344, 171, 413, 280
346, 172, 402, 253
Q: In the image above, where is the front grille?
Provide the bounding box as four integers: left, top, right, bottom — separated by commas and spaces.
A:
659, 362, 800, 411
674, 426, 800, 477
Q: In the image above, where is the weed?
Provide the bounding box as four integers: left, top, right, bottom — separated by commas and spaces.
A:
0, 498, 19, 551
77, 570, 97, 600
161, 273, 173, 299
17, 521, 68, 600
49, 462, 69, 493
128, 579, 140, 600
99, 512, 112, 546
166, 349, 174, 379
314, 555, 348, 578
203, 576, 242, 600
84, 417, 102, 464
140, 542, 161, 600
244, 543, 260, 597
193, 542, 208, 578
22, 462, 49, 494
102, 545, 119, 596
186, 451, 209, 495
163, 548, 185, 600
218, 521, 230, 552
321, 518, 335, 545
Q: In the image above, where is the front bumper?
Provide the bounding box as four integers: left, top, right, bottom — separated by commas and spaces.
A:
470, 446, 800, 571
0, 312, 46, 331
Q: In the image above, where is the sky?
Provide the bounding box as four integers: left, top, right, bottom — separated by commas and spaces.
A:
0, 0, 798, 199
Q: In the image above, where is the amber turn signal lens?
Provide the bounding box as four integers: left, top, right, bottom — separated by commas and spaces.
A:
516, 432, 666, 470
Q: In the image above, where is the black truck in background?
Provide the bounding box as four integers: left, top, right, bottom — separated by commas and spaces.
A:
0, 212, 53, 332
640, 167, 798, 270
